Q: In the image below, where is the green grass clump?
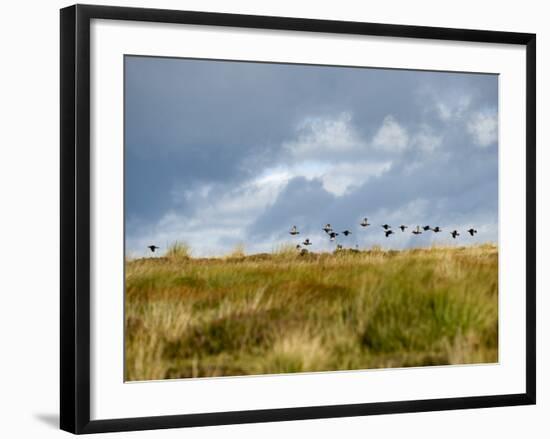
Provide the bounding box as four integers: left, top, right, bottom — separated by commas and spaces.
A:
125, 244, 498, 381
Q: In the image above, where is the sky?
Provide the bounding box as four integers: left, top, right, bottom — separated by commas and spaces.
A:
125, 56, 498, 257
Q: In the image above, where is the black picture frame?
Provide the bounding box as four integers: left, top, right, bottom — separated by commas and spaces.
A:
60, 4, 536, 434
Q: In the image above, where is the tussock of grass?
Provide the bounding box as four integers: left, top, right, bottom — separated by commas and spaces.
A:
272, 243, 300, 258
225, 243, 246, 259
125, 244, 498, 381
165, 241, 191, 261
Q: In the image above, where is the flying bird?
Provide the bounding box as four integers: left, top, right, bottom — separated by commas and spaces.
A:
423, 225, 431, 231
341, 230, 352, 236
432, 226, 442, 233
329, 232, 339, 241
385, 230, 394, 237
467, 228, 478, 236
323, 224, 333, 233
147, 245, 159, 253
451, 230, 460, 239
360, 218, 371, 227
399, 225, 408, 232
289, 225, 300, 235
302, 238, 312, 246
412, 226, 422, 235
382, 224, 391, 230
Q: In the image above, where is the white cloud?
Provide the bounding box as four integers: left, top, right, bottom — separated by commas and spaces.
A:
255, 160, 391, 197
283, 112, 366, 159
320, 161, 392, 196
467, 109, 498, 147
435, 102, 453, 121
412, 124, 443, 152
139, 171, 292, 257
280, 113, 394, 195
430, 93, 472, 122
436, 97, 470, 121
372, 115, 408, 152
285, 112, 437, 157
256, 162, 328, 185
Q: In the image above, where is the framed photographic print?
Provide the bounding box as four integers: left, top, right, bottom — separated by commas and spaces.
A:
60, 4, 536, 434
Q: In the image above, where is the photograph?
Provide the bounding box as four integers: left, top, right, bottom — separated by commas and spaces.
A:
124, 55, 499, 381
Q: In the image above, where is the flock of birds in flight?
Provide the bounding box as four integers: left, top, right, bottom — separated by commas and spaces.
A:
145, 218, 478, 254
289, 218, 478, 251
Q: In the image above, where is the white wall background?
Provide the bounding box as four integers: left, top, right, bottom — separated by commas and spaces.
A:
0, 0, 546, 437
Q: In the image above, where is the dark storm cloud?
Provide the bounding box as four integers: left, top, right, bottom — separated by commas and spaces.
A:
125, 55, 498, 256
249, 177, 336, 238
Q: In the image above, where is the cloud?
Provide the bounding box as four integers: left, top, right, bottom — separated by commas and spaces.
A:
435, 95, 472, 121
278, 113, 394, 196
137, 171, 291, 257
319, 161, 392, 196
411, 124, 443, 152
417, 86, 473, 123
467, 109, 498, 147
283, 112, 366, 159
372, 115, 408, 152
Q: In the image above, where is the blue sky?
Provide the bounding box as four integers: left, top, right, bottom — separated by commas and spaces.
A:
125, 56, 498, 257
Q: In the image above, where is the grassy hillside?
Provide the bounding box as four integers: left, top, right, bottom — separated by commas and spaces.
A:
125, 244, 498, 381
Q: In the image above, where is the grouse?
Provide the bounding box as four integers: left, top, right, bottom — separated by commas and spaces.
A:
432, 226, 442, 233
467, 228, 478, 236
360, 218, 371, 227
323, 224, 333, 233
341, 230, 352, 236
385, 230, 394, 237
451, 230, 460, 239
412, 226, 422, 235
302, 238, 312, 246
147, 245, 160, 253
328, 232, 339, 241
399, 225, 408, 232
382, 224, 391, 230
289, 225, 300, 235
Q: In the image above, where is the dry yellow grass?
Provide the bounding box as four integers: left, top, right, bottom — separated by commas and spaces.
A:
125, 244, 498, 381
